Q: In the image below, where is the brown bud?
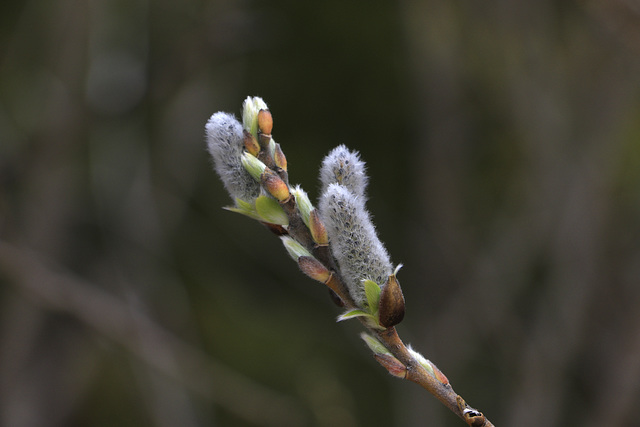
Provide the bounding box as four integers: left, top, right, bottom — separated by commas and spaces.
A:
243, 130, 260, 156
298, 256, 331, 283
261, 169, 290, 202
257, 109, 273, 135
378, 274, 405, 328
273, 143, 287, 172
309, 210, 328, 245
374, 354, 407, 378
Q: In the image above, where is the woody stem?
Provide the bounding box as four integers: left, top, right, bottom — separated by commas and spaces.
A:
373, 327, 495, 427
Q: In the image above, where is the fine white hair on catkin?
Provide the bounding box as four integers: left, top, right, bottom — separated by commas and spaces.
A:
319, 183, 392, 307
319, 145, 368, 201
206, 112, 260, 202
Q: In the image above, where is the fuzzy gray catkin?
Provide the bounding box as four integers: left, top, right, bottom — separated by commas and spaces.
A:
319, 183, 392, 308
206, 112, 261, 202
319, 145, 368, 200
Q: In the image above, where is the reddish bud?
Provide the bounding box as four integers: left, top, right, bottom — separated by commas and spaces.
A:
298, 256, 331, 283
378, 274, 405, 328
374, 354, 407, 378
261, 169, 290, 202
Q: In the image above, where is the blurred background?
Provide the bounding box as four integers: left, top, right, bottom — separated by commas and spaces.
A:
1, 0, 640, 426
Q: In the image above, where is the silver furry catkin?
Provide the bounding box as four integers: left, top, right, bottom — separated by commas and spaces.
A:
319, 145, 368, 200
206, 112, 261, 202
319, 183, 392, 308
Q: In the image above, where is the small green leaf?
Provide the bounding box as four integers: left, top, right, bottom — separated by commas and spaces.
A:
337, 310, 384, 330
337, 309, 371, 322
224, 198, 261, 221
255, 195, 288, 225
363, 279, 381, 315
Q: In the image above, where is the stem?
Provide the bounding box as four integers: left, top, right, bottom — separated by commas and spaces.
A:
374, 327, 495, 427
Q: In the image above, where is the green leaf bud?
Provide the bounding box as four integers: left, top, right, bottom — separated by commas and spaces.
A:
360, 332, 391, 356
292, 185, 313, 227
241, 152, 267, 181
242, 96, 269, 139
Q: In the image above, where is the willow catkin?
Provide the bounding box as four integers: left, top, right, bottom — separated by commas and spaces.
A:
206, 112, 261, 202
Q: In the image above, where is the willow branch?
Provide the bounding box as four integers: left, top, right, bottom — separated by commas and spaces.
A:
206, 97, 495, 426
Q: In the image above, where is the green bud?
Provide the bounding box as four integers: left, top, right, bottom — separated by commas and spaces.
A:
407, 345, 435, 378
360, 333, 391, 355
242, 96, 269, 139
280, 236, 311, 260
292, 186, 313, 227
241, 152, 267, 181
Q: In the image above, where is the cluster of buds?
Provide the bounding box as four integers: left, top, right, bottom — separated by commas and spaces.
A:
206, 96, 405, 329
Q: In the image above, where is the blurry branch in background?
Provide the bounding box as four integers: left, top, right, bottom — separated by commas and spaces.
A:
0, 240, 309, 427
206, 97, 494, 426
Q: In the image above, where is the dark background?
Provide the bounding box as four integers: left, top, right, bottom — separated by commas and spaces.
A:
2, 0, 640, 426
